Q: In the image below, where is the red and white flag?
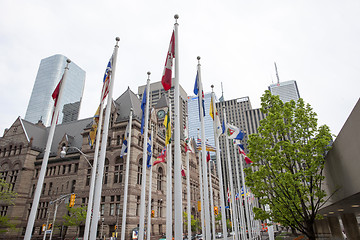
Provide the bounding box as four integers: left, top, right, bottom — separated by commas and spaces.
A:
238, 145, 253, 164
51, 74, 64, 124
161, 30, 175, 91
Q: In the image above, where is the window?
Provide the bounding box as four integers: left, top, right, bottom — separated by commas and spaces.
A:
110, 203, 115, 216
86, 168, 91, 186
136, 196, 140, 216
117, 135, 121, 145
48, 182, 53, 195
114, 157, 124, 184
157, 167, 163, 191
104, 159, 109, 185
101, 204, 105, 216
137, 158, 143, 185
68, 164, 72, 173
71, 180, 76, 193
74, 163, 79, 173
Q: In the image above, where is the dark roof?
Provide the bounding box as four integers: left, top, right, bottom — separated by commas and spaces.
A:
154, 93, 169, 109
114, 87, 142, 122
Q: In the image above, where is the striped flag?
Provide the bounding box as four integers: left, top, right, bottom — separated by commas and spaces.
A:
163, 108, 171, 145
153, 147, 166, 166
161, 31, 175, 91
101, 56, 113, 102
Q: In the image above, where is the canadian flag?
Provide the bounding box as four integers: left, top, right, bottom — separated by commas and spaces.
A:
238, 145, 253, 164
161, 31, 175, 91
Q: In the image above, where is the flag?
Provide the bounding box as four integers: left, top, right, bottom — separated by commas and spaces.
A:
147, 135, 152, 168
153, 147, 166, 166
120, 123, 130, 158
185, 138, 194, 153
196, 138, 216, 152
163, 108, 171, 145
193, 71, 205, 119
235, 193, 239, 200
225, 123, 244, 140
237, 145, 253, 164
51, 74, 64, 124
141, 87, 147, 135
210, 96, 222, 137
206, 151, 211, 162
101, 56, 113, 102
227, 188, 231, 203
181, 165, 186, 177
161, 31, 175, 91
88, 105, 100, 146
222, 120, 225, 134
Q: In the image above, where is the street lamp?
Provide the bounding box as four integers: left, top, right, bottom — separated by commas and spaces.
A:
60, 146, 93, 168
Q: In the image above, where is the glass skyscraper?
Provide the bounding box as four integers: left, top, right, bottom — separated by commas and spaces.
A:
188, 92, 216, 151
25, 54, 85, 126
268, 80, 300, 103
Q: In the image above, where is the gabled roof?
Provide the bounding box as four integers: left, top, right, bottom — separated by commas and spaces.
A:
154, 93, 169, 109
114, 87, 142, 123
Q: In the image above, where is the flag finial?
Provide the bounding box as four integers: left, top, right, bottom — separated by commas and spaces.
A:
116, 37, 120, 42
197, 56, 201, 65
65, 59, 71, 69
174, 14, 179, 23
211, 85, 214, 91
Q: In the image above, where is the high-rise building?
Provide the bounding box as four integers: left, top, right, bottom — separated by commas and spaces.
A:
25, 54, 85, 126
268, 80, 300, 103
187, 92, 216, 150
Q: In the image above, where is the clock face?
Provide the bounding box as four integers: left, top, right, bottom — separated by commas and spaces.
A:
157, 110, 166, 119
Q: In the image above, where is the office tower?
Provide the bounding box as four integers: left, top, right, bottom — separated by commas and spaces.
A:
62, 101, 81, 124
187, 92, 216, 150
25, 54, 85, 126
268, 80, 300, 103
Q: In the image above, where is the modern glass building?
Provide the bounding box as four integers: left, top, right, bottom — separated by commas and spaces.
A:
268, 80, 300, 103
25, 54, 85, 126
187, 92, 216, 151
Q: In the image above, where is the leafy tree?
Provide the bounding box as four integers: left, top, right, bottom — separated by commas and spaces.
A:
0, 179, 17, 232
244, 91, 332, 240
62, 205, 87, 237
183, 211, 201, 234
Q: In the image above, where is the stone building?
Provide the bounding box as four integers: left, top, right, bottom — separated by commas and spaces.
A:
0, 87, 220, 239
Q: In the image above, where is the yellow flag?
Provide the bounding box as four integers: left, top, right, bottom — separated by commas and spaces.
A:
163, 108, 171, 145
88, 105, 100, 146
210, 96, 215, 120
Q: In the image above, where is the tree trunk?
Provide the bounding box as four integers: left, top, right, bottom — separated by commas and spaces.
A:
305, 221, 316, 240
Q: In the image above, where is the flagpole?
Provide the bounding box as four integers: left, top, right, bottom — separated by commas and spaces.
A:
138, 73, 151, 240
166, 101, 173, 240
89, 37, 120, 240
197, 143, 205, 238
208, 156, 216, 240
239, 154, 253, 240
185, 117, 192, 240
222, 107, 239, 240
120, 108, 133, 240
146, 125, 154, 240
24, 59, 71, 240
84, 86, 107, 240
210, 86, 228, 239
173, 14, 183, 240
233, 143, 247, 240
197, 56, 212, 240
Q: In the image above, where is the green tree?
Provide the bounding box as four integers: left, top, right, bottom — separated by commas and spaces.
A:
183, 211, 201, 234
0, 179, 17, 232
245, 91, 332, 240
62, 205, 87, 237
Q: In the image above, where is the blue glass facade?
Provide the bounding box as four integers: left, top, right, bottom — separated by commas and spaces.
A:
187, 92, 216, 152
25, 54, 85, 126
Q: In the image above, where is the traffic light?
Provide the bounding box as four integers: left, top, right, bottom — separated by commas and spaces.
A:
69, 194, 76, 207
48, 223, 52, 229
214, 206, 218, 215
42, 224, 46, 232
115, 225, 117, 230
151, 210, 155, 218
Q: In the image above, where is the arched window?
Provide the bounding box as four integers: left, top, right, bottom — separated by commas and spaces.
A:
117, 135, 121, 145
137, 158, 143, 185
114, 157, 124, 183
8, 145, 12, 156
157, 167, 163, 191
14, 146, 17, 155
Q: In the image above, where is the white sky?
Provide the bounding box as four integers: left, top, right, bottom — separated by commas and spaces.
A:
1, 0, 359, 137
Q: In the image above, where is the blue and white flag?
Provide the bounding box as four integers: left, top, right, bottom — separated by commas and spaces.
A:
141, 87, 147, 135
120, 124, 130, 158
225, 123, 244, 140
193, 71, 205, 119
146, 135, 152, 168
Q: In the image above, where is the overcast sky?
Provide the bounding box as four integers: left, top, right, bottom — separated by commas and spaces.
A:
1, 0, 359, 137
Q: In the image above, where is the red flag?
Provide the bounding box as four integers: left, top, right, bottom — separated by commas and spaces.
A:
207, 151, 211, 162
238, 145, 253, 164
161, 31, 175, 91
153, 147, 166, 166
51, 75, 63, 124
181, 165, 186, 177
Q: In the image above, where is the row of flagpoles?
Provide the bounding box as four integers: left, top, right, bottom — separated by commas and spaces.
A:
24, 15, 263, 240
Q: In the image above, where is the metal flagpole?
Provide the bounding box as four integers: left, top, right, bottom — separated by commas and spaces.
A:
239, 154, 253, 240
138, 73, 151, 240
84, 88, 106, 240
146, 125, 154, 240
233, 143, 247, 240
166, 101, 172, 240
197, 56, 212, 240
197, 147, 205, 238
210, 87, 228, 239
222, 107, 239, 240
24, 59, 71, 240
185, 116, 192, 240
208, 157, 216, 240
120, 109, 133, 240
89, 37, 120, 240
173, 14, 183, 240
